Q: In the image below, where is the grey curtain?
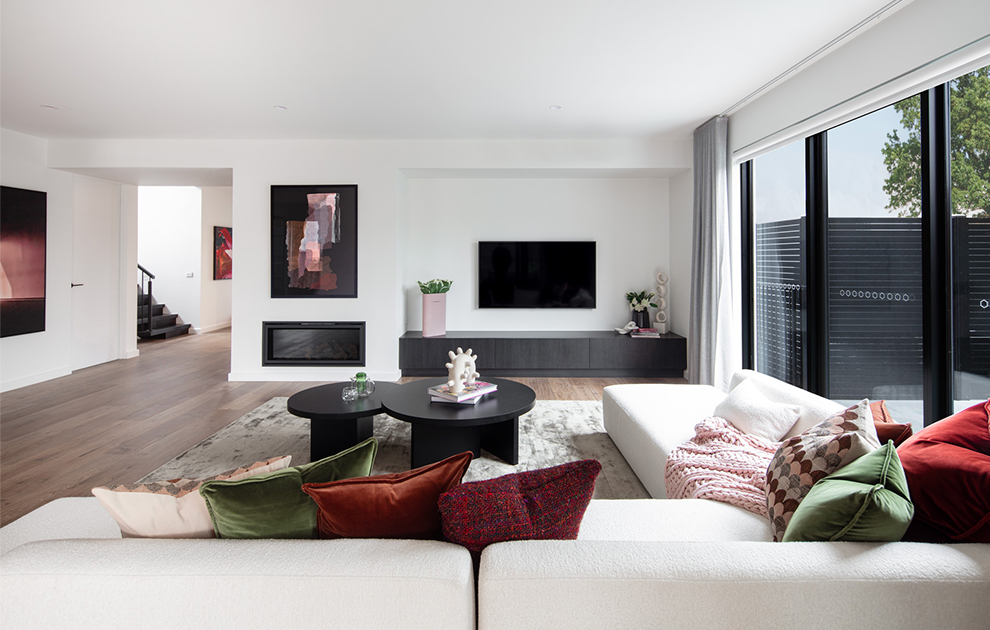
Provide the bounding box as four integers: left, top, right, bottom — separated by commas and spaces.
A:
688, 116, 730, 386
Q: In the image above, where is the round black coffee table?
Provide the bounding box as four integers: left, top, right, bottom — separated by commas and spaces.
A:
287, 381, 398, 462
381, 377, 536, 468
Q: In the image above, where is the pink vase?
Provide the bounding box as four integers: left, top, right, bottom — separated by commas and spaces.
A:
422, 293, 446, 337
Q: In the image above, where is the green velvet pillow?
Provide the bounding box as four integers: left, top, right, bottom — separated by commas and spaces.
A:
783, 441, 913, 542
199, 437, 377, 538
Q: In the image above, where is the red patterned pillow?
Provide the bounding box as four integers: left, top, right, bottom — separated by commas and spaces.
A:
765, 399, 879, 542
438, 459, 601, 554
898, 399, 990, 543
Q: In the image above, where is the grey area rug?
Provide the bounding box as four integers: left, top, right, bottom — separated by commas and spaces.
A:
141, 398, 649, 500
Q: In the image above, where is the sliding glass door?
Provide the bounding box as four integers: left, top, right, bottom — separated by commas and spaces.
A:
742, 64, 989, 426
826, 95, 924, 428
751, 140, 807, 388
950, 65, 990, 412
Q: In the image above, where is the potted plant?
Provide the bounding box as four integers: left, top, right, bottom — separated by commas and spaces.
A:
625, 290, 657, 329
419, 279, 452, 337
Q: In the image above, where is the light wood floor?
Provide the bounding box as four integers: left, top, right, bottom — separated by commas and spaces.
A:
0, 328, 684, 526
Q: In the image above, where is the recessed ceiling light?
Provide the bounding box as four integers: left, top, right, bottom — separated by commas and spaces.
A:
274, 105, 288, 111
41, 104, 58, 110
549, 105, 562, 110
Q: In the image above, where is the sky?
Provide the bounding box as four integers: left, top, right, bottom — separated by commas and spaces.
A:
752, 99, 912, 223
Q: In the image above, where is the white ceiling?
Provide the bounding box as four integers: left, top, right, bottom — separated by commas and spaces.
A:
1, 0, 903, 141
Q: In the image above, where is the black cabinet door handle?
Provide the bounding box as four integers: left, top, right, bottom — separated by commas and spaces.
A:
71, 283, 84, 288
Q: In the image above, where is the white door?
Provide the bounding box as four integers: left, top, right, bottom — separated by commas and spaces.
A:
71, 177, 121, 371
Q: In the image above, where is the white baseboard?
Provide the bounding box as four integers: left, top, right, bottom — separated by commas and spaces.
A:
1, 366, 72, 393
228, 369, 403, 383
123, 349, 140, 359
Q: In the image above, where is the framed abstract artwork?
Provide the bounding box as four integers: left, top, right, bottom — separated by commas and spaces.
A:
270, 185, 357, 298
213, 226, 232, 280
0, 185, 47, 338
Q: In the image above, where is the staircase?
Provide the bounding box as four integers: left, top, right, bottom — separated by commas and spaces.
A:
137, 264, 192, 340
138, 295, 191, 339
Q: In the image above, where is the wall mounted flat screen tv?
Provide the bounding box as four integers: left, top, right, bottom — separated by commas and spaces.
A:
478, 241, 596, 309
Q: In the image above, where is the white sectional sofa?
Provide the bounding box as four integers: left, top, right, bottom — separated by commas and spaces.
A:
480, 369, 990, 630
603, 369, 847, 498
4, 369, 990, 630
1, 498, 476, 630
480, 536, 990, 630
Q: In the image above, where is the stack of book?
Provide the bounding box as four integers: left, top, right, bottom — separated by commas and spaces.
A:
428, 380, 498, 404
630, 327, 660, 338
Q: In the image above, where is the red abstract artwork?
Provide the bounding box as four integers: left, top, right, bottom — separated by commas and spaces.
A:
213, 226, 232, 280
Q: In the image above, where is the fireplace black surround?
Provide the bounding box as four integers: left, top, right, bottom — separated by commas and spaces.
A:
262, 321, 365, 367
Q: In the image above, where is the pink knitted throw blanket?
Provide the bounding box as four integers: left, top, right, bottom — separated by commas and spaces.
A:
664, 416, 778, 517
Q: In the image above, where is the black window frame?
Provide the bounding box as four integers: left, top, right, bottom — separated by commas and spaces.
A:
741, 83, 955, 427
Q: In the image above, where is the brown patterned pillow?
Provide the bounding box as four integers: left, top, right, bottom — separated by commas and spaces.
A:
92, 455, 292, 538
765, 400, 879, 541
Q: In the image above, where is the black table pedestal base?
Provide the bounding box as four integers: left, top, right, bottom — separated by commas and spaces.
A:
411, 416, 519, 468
310, 415, 374, 462
480, 416, 519, 465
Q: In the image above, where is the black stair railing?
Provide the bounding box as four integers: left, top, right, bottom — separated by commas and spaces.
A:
138, 264, 155, 336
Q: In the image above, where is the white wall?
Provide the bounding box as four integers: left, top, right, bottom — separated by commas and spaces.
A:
1, 130, 134, 390
46, 138, 692, 382
403, 176, 669, 332
668, 170, 693, 338
0, 129, 75, 391
200, 186, 233, 333
119, 185, 139, 359
730, 0, 990, 158
137, 187, 202, 331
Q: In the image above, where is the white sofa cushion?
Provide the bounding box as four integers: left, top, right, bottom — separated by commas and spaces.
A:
1, 538, 475, 630
729, 369, 845, 438
1, 497, 121, 556
603, 384, 726, 499
713, 378, 801, 441
479, 539, 990, 630
578, 499, 771, 542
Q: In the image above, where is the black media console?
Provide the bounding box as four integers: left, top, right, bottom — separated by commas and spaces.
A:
399, 330, 686, 378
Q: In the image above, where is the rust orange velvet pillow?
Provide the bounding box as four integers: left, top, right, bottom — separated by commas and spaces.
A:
301, 451, 472, 540
870, 399, 894, 424
871, 400, 914, 447
898, 399, 990, 543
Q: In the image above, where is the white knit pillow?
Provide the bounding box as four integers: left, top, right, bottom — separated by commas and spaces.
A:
714, 379, 802, 441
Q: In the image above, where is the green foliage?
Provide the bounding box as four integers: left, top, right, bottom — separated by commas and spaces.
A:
950, 67, 990, 217
882, 66, 990, 218
882, 97, 922, 217
417, 279, 452, 294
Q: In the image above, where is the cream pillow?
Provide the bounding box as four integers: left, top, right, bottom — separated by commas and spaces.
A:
714, 379, 802, 441
92, 455, 291, 538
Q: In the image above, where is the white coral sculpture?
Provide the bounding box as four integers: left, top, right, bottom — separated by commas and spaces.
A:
445, 347, 479, 393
